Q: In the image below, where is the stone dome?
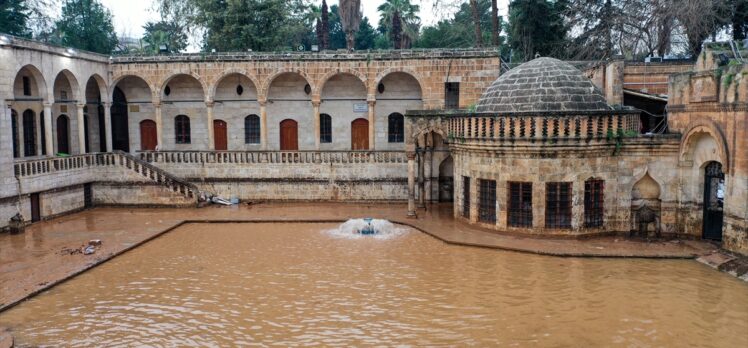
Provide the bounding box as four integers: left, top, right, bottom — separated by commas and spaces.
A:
476, 57, 612, 113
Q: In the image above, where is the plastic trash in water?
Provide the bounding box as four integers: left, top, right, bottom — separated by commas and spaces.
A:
83, 245, 96, 255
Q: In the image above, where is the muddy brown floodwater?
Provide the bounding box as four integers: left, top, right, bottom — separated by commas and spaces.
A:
1, 222, 747, 347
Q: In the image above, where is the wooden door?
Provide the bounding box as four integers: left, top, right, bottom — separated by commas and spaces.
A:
280, 119, 298, 151
30, 193, 40, 222
56, 115, 70, 154
351, 118, 369, 150
139, 120, 158, 151
214, 120, 228, 151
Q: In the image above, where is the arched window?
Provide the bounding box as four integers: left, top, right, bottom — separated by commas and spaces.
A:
388, 113, 404, 143
175, 115, 191, 144
320, 113, 332, 143
244, 115, 260, 144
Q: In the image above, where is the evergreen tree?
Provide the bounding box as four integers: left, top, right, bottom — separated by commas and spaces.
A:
415, 0, 501, 49
0, 0, 31, 37
55, 0, 118, 54
355, 17, 378, 50
733, 0, 748, 40
507, 0, 567, 61
142, 21, 188, 54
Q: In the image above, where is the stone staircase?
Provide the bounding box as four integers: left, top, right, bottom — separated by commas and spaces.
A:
13, 152, 201, 204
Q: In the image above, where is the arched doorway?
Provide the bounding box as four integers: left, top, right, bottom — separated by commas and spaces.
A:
111, 87, 130, 152
22, 110, 37, 157
214, 119, 228, 150
703, 162, 725, 241
280, 119, 298, 151
56, 115, 70, 154
439, 156, 454, 202
351, 118, 369, 150
139, 120, 158, 151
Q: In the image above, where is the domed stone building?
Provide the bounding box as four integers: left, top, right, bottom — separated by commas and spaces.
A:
407, 57, 682, 237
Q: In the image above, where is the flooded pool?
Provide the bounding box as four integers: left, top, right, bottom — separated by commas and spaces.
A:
1, 222, 747, 347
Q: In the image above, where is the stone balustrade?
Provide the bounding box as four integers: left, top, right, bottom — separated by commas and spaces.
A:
446, 112, 641, 143
138, 151, 408, 165
13, 152, 199, 200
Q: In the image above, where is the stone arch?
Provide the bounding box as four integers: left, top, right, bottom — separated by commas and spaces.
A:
209, 69, 261, 101
53, 69, 81, 101
316, 70, 369, 98
631, 170, 662, 236
680, 119, 729, 173
110, 74, 155, 103
83, 73, 108, 103
159, 72, 208, 101
13, 64, 48, 100
261, 69, 313, 102
373, 68, 425, 98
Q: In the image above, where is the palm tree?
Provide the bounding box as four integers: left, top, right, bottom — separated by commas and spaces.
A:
339, 0, 362, 50
378, 0, 421, 49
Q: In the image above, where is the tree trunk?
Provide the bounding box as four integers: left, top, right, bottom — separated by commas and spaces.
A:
321, 0, 329, 50
491, 0, 499, 47
392, 12, 402, 50
470, 0, 483, 48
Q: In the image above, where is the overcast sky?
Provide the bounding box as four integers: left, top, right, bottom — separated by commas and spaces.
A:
96, 0, 510, 52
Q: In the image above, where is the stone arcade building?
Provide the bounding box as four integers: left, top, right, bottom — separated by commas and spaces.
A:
0, 36, 746, 256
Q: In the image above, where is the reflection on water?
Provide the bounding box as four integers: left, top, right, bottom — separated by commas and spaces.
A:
1, 223, 747, 347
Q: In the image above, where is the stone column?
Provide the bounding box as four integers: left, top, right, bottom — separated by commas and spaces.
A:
368, 100, 376, 150
206, 101, 215, 150
43, 102, 53, 156
312, 100, 321, 150
407, 152, 417, 218
260, 101, 268, 150
418, 151, 426, 209
154, 102, 163, 150
76, 103, 86, 154
1, 103, 13, 181
103, 102, 112, 152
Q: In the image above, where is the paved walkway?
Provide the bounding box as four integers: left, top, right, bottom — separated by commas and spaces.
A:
0, 203, 718, 312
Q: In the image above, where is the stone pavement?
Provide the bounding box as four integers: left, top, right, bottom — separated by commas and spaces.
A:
0, 202, 719, 313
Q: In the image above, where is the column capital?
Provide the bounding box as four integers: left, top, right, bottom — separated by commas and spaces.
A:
259, 100, 268, 107
406, 152, 417, 160
311, 100, 321, 108
103, 101, 112, 108
367, 95, 377, 103
76, 103, 86, 109
367, 100, 376, 107
205, 101, 215, 108
43, 102, 54, 108
152, 101, 162, 108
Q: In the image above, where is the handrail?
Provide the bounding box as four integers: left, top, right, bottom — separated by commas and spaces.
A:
446, 113, 641, 143
137, 150, 408, 165
13, 152, 199, 201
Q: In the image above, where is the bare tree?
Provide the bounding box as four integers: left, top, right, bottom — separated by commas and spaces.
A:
469, 0, 483, 47
339, 0, 362, 50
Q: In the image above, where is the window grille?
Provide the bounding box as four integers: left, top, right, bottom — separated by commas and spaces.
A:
546, 182, 572, 229
584, 179, 605, 228
479, 179, 497, 223
462, 176, 471, 218
175, 115, 191, 144
509, 182, 532, 227
320, 114, 332, 143
244, 115, 260, 144
388, 113, 404, 143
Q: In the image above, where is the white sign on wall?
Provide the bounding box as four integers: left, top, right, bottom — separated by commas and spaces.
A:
353, 103, 368, 113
